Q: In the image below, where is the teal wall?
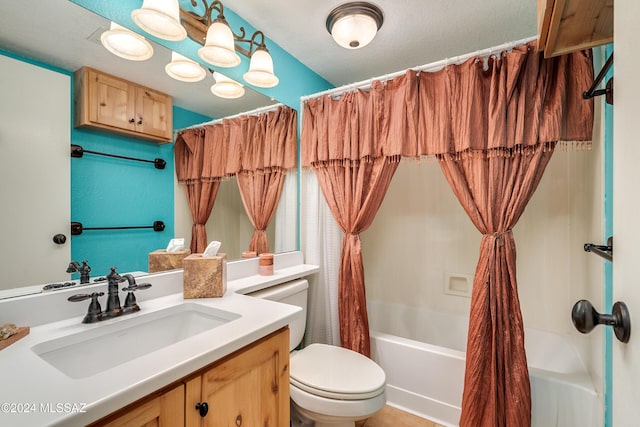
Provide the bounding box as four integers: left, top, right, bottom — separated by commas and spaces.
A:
603, 43, 614, 427
70, 105, 209, 277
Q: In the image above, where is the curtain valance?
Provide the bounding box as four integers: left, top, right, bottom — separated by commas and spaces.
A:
302, 42, 593, 164
175, 105, 298, 183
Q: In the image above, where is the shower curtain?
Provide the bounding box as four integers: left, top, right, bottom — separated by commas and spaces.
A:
301, 41, 594, 426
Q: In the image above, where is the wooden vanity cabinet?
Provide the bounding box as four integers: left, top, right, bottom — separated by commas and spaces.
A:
185, 327, 290, 427
88, 327, 290, 427
74, 67, 173, 143
537, 0, 613, 58
89, 384, 185, 427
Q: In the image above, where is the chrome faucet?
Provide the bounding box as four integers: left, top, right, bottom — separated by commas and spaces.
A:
68, 267, 152, 324
66, 260, 91, 284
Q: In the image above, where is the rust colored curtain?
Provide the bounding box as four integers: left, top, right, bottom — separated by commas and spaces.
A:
302, 41, 593, 424
419, 44, 593, 426
302, 80, 413, 355
176, 106, 296, 254
175, 125, 229, 253
229, 106, 297, 254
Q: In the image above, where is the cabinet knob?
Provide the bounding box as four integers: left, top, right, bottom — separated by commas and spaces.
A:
53, 234, 67, 245
195, 402, 209, 417
137, 117, 143, 125
129, 118, 135, 123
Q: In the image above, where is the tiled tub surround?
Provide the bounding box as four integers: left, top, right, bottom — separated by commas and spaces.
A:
0, 252, 318, 426
368, 301, 599, 427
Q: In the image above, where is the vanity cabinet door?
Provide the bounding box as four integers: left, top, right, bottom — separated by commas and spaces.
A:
91, 383, 184, 427
185, 328, 290, 427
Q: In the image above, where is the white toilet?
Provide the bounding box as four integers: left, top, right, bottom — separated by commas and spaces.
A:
249, 279, 386, 427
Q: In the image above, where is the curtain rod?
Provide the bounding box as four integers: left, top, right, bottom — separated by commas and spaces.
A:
301, 36, 538, 102
177, 102, 284, 132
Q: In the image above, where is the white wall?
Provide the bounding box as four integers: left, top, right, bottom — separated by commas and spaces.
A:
174, 176, 274, 259
362, 115, 605, 396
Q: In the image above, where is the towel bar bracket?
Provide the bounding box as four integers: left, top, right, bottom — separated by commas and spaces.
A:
584, 236, 613, 262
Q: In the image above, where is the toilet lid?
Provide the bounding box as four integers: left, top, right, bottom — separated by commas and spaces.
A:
290, 343, 386, 400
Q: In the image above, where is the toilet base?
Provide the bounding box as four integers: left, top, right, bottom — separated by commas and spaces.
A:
290, 400, 370, 427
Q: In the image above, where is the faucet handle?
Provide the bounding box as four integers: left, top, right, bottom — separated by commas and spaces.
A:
68, 292, 104, 324
122, 283, 152, 292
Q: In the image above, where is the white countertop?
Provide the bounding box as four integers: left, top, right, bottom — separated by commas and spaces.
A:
0, 253, 318, 426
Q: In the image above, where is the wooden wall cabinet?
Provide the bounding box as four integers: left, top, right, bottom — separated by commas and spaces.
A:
89, 328, 290, 427
74, 67, 173, 143
538, 0, 613, 58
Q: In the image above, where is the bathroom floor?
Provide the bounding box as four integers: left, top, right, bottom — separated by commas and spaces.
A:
356, 405, 443, 427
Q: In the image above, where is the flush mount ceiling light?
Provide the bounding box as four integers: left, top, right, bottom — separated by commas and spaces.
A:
131, 0, 187, 41
165, 51, 206, 82
100, 22, 154, 61
180, 0, 279, 87
211, 71, 245, 99
326, 2, 384, 49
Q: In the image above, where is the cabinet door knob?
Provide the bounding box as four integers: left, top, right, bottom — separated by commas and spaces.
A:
137, 117, 143, 125
195, 402, 209, 417
129, 118, 135, 123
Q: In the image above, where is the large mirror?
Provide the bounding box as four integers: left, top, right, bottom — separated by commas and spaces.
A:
0, 0, 297, 296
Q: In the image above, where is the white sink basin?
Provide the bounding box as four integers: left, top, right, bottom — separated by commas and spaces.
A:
31, 303, 240, 379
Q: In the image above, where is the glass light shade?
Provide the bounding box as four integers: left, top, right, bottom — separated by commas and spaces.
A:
100, 22, 153, 61
243, 47, 279, 88
131, 0, 186, 41
211, 72, 245, 99
198, 20, 241, 67
330, 13, 378, 49
165, 52, 206, 82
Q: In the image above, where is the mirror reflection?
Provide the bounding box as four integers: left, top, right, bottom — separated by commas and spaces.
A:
0, 0, 297, 296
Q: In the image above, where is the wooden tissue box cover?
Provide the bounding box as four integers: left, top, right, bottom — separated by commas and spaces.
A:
148, 249, 191, 273
183, 253, 227, 298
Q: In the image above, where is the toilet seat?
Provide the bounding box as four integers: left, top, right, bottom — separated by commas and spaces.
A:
290, 343, 386, 400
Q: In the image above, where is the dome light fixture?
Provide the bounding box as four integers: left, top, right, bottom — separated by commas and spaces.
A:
100, 22, 153, 61
211, 71, 245, 99
165, 52, 206, 82
131, 0, 187, 41
326, 2, 384, 49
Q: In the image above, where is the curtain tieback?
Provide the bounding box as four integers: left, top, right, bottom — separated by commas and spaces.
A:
484, 229, 513, 247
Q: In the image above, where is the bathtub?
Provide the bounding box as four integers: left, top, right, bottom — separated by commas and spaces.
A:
367, 301, 600, 427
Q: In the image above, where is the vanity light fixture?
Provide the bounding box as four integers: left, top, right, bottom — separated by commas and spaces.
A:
131, 0, 187, 41
326, 2, 384, 49
211, 71, 245, 99
180, 0, 279, 87
165, 51, 206, 82
100, 22, 154, 61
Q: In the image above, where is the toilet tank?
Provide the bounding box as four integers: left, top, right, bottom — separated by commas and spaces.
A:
247, 279, 308, 351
